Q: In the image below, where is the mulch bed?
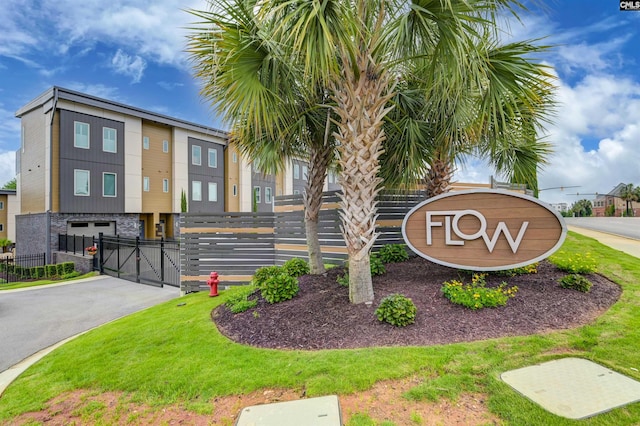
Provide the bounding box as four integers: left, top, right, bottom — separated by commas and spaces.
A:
212, 258, 621, 350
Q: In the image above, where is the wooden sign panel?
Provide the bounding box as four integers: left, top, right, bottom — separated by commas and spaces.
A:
402, 189, 567, 271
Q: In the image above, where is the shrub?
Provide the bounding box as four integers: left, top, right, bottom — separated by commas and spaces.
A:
370, 253, 386, 276
559, 274, 592, 293
375, 294, 417, 327
0, 263, 5, 272
63, 262, 75, 274
494, 263, 538, 277
14, 265, 22, 277
35, 266, 46, 279
61, 271, 82, 280
282, 258, 310, 277
46, 264, 57, 277
7, 264, 14, 274
225, 286, 259, 314
441, 274, 518, 310
549, 251, 597, 274
378, 244, 409, 263
56, 263, 65, 276
260, 273, 299, 304
337, 273, 349, 287
251, 265, 283, 289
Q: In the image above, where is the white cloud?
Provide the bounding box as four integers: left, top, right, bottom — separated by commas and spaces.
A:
111, 49, 147, 83
64, 83, 122, 102
0, 152, 16, 186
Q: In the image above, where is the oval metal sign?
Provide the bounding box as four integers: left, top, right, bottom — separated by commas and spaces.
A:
401, 189, 567, 271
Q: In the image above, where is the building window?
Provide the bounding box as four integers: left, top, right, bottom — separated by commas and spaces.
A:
143, 136, 150, 150
0, 201, 4, 210
74, 121, 90, 149
232, 184, 237, 196
74, 169, 90, 196
208, 182, 218, 202
294, 163, 300, 179
0, 224, 3, 232
232, 152, 238, 163
293, 190, 300, 195
208, 148, 217, 168
103, 127, 117, 153
253, 186, 261, 203
21, 125, 25, 153
192, 145, 202, 165
265, 187, 273, 204
192, 181, 202, 201
163, 140, 169, 153
163, 179, 169, 193
103, 173, 116, 197
302, 165, 308, 181
143, 176, 150, 192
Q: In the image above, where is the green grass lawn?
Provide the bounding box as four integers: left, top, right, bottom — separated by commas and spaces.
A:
1, 232, 639, 425
0, 272, 98, 291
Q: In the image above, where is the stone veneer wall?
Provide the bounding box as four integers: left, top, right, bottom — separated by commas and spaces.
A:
49, 213, 140, 239
16, 213, 141, 263
15, 213, 48, 258
54, 252, 95, 274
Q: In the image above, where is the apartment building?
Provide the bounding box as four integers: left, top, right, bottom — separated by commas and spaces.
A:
592, 183, 639, 217
0, 189, 19, 245
15, 87, 341, 258
15, 87, 235, 258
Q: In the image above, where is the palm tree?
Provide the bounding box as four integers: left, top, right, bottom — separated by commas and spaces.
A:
619, 183, 637, 217
191, 0, 553, 304
188, 1, 336, 274
381, 37, 555, 198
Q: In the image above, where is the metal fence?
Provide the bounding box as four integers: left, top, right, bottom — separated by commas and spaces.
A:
58, 234, 180, 288
0, 253, 47, 284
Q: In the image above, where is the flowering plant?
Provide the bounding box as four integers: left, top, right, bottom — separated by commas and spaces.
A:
85, 246, 97, 255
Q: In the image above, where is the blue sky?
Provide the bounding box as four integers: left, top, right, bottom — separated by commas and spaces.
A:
1, 0, 639, 205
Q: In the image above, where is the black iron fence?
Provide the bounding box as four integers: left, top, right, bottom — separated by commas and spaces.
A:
58, 234, 96, 256
0, 253, 47, 284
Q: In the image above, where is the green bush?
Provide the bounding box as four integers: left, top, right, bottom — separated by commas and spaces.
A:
0, 263, 6, 272
35, 266, 46, 279
14, 265, 22, 277
375, 294, 417, 327
63, 262, 75, 274
559, 274, 592, 293
337, 273, 349, 287
441, 274, 518, 310
61, 271, 82, 280
56, 263, 65, 276
549, 251, 597, 274
260, 273, 299, 304
7, 264, 14, 274
281, 258, 310, 277
370, 253, 386, 276
251, 265, 283, 289
46, 264, 57, 277
225, 286, 259, 314
378, 244, 409, 263
494, 263, 538, 277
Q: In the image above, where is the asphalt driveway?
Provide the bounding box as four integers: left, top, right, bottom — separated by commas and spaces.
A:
0, 276, 180, 373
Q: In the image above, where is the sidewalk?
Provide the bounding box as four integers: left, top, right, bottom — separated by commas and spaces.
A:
568, 226, 640, 259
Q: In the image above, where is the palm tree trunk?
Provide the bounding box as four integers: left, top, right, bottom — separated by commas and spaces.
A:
425, 158, 454, 198
332, 50, 393, 304
303, 143, 332, 274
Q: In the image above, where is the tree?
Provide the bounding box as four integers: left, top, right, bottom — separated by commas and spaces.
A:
2, 178, 16, 190
191, 0, 551, 304
181, 189, 188, 213
619, 183, 637, 217
570, 199, 593, 217
188, 1, 337, 275
381, 36, 555, 198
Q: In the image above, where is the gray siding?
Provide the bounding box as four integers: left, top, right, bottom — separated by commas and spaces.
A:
16, 213, 48, 258
251, 165, 276, 213
188, 137, 225, 213
59, 109, 125, 213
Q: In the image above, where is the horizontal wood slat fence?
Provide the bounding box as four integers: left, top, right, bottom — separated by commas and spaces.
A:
181, 190, 425, 293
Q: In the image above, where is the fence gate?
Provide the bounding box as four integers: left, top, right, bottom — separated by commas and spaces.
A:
98, 234, 180, 287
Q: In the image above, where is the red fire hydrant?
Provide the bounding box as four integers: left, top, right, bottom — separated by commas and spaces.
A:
207, 271, 219, 297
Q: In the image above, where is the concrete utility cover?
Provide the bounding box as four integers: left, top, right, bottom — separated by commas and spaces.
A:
235, 395, 341, 426
501, 357, 640, 419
